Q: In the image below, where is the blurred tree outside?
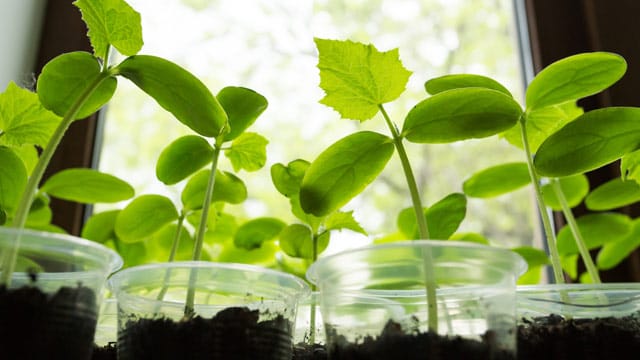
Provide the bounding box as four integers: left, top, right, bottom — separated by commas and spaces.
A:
96, 0, 536, 254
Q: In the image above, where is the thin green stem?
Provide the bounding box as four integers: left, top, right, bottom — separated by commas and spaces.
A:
550, 179, 601, 283
156, 213, 186, 304
379, 104, 438, 333
1, 70, 114, 286
519, 115, 565, 285
308, 233, 319, 345
184, 137, 224, 317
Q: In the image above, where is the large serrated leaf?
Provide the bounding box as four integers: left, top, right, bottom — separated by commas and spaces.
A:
117, 55, 228, 137
156, 135, 213, 185
315, 38, 412, 121
37, 52, 117, 120
41, 168, 134, 204
114, 194, 179, 243
300, 131, 394, 216
324, 210, 367, 235
534, 107, 640, 177
0, 82, 61, 148
463, 162, 530, 198
74, 0, 143, 58
526, 52, 626, 110
402, 88, 521, 143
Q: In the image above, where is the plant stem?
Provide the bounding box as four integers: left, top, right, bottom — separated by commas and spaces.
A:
155, 213, 186, 304
550, 179, 601, 283
308, 233, 319, 345
0, 70, 114, 286
519, 115, 565, 285
184, 137, 224, 317
379, 104, 438, 333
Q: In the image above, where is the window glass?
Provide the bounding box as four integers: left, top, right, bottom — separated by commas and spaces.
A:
97, 0, 534, 252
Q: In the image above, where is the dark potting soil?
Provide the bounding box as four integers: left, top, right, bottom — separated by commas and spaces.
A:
517, 313, 640, 360
91, 342, 118, 360
0, 284, 98, 359
293, 341, 328, 360
118, 306, 293, 360
325, 320, 515, 360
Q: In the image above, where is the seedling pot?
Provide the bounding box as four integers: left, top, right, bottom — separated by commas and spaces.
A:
293, 291, 328, 359
109, 261, 310, 360
0, 227, 123, 359
307, 240, 526, 359
92, 297, 118, 360
517, 283, 640, 359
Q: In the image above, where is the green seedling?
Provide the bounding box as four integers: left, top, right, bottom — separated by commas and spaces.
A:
452, 52, 640, 285
299, 38, 521, 332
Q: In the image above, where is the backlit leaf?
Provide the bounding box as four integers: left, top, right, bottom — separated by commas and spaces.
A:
621, 149, 640, 184
117, 55, 228, 137
115, 194, 179, 243
225, 132, 268, 172
156, 135, 213, 185
463, 162, 530, 198
556, 213, 632, 255
41, 168, 134, 204
271, 159, 309, 198
300, 131, 394, 216
324, 210, 367, 235
402, 88, 521, 143
0, 146, 27, 214
315, 38, 411, 121
597, 218, 640, 270
424, 74, 511, 96
526, 52, 626, 110
181, 170, 247, 210
37, 52, 117, 119
218, 86, 268, 141
585, 177, 640, 210
541, 175, 589, 210
234, 217, 285, 250
534, 107, 640, 177
82, 210, 119, 243
397, 193, 467, 240
280, 224, 329, 260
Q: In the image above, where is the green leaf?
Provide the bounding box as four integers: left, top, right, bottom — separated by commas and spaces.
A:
526, 52, 626, 110
315, 38, 412, 121
271, 159, 309, 198
597, 218, 640, 270
541, 175, 589, 210
501, 102, 583, 152
556, 213, 632, 255
115, 194, 179, 243
11, 145, 39, 175
203, 212, 237, 244
463, 162, 530, 198
41, 168, 134, 204
218, 86, 268, 141
217, 240, 279, 266
300, 131, 394, 216
225, 132, 268, 172
561, 254, 579, 280
402, 88, 522, 143
621, 149, 640, 183
156, 135, 213, 185
424, 74, 511, 96
181, 170, 247, 210
0, 82, 61, 148
534, 107, 640, 177
511, 246, 550, 268
74, 0, 143, 58
585, 177, 640, 210
148, 223, 194, 261
26, 194, 52, 226
449, 232, 490, 245
398, 193, 467, 239
233, 217, 286, 250
324, 210, 367, 235
0, 147, 27, 214
279, 224, 329, 260
82, 210, 119, 243
117, 55, 228, 137
37, 52, 117, 119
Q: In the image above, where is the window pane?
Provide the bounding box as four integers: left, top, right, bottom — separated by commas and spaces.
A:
97, 0, 534, 251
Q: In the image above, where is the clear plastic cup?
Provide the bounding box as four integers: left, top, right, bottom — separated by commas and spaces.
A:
109, 261, 310, 360
517, 283, 640, 359
0, 227, 123, 359
307, 240, 527, 358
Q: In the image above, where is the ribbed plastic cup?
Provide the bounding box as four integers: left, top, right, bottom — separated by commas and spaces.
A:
0, 227, 123, 359
307, 240, 527, 358
109, 261, 310, 360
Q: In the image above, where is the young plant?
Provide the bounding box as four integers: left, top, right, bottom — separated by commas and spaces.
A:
450, 53, 638, 284
298, 38, 521, 332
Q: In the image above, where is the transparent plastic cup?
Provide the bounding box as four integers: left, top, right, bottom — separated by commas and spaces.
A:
109, 261, 310, 360
517, 283, 640, 359
307, 240, 527, 358
0, 227, 123, 359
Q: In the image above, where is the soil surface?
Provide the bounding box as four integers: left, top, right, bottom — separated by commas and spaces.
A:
293, 342, 328, 360
325, 320, 515, 360
0, 284, 98, 359
92, 342, 117, 360
118, 306, 292, 359
517, 313, 640, 359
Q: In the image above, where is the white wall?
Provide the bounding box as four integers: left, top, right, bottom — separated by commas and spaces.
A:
0, 0, 46, 90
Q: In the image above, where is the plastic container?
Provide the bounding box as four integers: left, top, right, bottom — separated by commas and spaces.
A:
109, 261, 310, 360
307, 240, 527, 359
294, 291, 325, 345
0, 227, 123, 359
517, 283, 640, 359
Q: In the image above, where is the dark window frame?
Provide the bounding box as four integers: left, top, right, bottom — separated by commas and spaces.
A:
35, 0, 640, 280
